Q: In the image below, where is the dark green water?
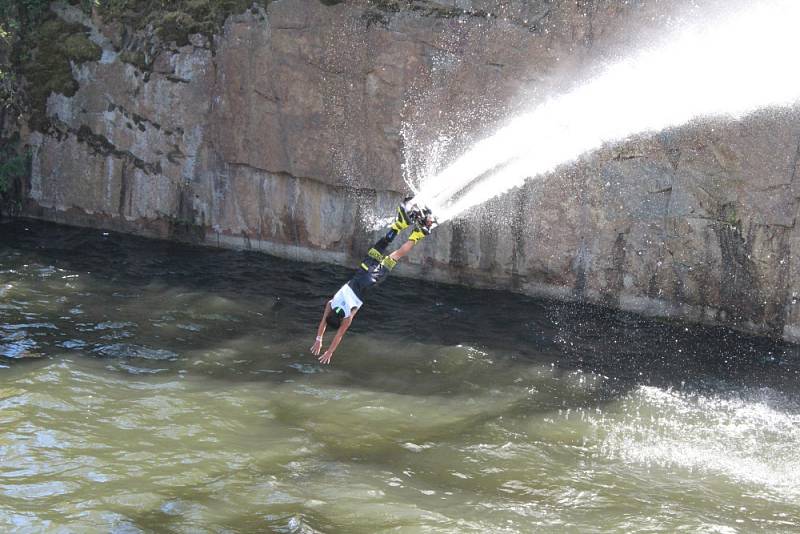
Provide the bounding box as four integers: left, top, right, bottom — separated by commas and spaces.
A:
1, 218, 799, 533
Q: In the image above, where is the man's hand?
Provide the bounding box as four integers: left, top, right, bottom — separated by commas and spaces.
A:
310, 338, 322, 356
409, 226, 428, 243
318, 350, 334, 364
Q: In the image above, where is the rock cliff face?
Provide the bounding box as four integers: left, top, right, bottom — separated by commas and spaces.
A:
13, 0, 800, 341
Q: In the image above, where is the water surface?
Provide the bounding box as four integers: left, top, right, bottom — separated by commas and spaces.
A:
1, 219, 799, 532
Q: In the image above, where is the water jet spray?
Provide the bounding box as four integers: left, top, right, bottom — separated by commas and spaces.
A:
410, 0, 800, 224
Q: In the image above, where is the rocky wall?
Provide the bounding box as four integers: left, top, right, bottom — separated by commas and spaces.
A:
16, 0, 800, 342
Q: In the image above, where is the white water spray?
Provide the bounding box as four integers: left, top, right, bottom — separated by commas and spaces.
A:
412, 1, 800, 223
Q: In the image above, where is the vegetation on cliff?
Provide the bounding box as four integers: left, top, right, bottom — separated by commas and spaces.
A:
96, 0, 270, 47
2, 0, 101, 131
1, 0, 272, 133
0, 137, 28, 192
0, 1, 57, 208
19, 17, 101, 130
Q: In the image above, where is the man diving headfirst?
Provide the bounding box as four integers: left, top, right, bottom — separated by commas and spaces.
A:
310, 199, 436, 364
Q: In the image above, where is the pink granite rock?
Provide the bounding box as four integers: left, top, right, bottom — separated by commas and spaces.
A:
19, 0, 800, 341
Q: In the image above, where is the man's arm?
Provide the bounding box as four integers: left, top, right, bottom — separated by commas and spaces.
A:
319, 311, 357, 364
388, 239, 416, 261
310, 301, 332, 356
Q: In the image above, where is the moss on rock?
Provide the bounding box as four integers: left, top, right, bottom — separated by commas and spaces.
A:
119, 49, 147, 70
10, 1, 273, 132
158, 10, 203, 46
15, 15, 101, 131
63, 32, 102, 62
96, 0, 269, 47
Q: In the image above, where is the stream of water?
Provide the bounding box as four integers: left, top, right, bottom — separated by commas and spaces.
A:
1, 218, 799, 532
411, 0, 800, 222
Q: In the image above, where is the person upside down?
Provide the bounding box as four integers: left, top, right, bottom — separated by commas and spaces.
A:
310, 200, 436, 364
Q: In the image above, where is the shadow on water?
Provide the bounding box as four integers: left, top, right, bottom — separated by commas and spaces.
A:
1, 217, 799, 409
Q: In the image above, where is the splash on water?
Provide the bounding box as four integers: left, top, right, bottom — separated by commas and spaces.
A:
411, 0, 800, 222
599, 385, 800, 501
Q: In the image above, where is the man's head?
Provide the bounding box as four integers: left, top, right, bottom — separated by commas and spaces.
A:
406, 201, 437, 232
326, 305, 345, 329
422, 213, 435, 232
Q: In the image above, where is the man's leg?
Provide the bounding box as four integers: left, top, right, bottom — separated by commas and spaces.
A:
371, 203, 411, 255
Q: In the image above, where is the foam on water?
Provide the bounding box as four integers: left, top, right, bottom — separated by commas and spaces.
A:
412, 0, 800, 222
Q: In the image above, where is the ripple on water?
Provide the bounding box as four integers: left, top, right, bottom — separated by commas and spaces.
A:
99, 331, 134, 341
35, 266, 58, 277
93, 343, 178, 361
93, 321, 136, 331
0, 480, 76, 500
0, 284, 14, 298
0, 337, 38, 359
2, 322, 58, 331
288, 362, 326, 374
59, 339, 87, 350
115, 363, 169, 375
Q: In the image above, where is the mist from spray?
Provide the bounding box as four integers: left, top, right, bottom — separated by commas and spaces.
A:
411, 0, 800, 223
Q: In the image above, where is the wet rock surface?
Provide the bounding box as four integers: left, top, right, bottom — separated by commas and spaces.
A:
15, 0, 800, 341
